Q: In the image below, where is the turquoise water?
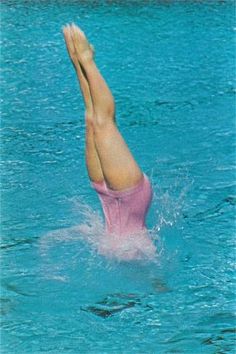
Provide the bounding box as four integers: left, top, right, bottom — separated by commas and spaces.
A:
1, 0, 235, 353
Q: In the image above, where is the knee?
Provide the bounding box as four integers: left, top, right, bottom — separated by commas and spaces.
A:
93, 114, 116, 131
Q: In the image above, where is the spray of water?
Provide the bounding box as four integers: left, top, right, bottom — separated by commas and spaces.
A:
39, 173, 191, 263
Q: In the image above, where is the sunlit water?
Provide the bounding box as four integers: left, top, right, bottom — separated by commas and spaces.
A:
1, 1, 235, 353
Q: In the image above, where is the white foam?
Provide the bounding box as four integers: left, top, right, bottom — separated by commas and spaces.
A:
40, 204, 158, 262
39, 177, 189, 263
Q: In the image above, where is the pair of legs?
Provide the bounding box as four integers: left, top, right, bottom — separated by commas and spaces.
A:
63, 24, 143, 191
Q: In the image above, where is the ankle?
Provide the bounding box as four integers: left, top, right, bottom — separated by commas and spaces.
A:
81, 58, 96, 73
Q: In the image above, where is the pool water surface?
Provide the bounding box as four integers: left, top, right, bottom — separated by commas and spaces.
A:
1, 1, 236, 353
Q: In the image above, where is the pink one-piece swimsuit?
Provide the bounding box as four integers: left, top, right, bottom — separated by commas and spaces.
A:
92, 174, 153, 236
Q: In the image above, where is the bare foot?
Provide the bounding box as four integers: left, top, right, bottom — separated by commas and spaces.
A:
63, 23, 94, 67
70, 24, 94, 64
63, 24, 94, 121
63, 24, 79, 69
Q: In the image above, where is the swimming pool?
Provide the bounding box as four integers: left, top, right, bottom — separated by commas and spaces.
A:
1, 0, 235, 352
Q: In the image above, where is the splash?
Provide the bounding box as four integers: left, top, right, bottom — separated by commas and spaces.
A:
39, 176, 190, 263
149, 166, 192, 233
40, 199, 158, 262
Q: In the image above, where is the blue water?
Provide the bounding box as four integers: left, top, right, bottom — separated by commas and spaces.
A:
1, 0, 235, 353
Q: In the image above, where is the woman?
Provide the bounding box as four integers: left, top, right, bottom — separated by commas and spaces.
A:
63, 24, 156, 259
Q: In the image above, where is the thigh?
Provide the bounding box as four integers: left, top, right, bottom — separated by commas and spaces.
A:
94, 122, 143, 191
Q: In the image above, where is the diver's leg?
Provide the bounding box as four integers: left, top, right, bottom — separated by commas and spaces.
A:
63, 25, 104, 183
85, 119, 104, 183
93, 123, 143, 190
71, 25, 143, 191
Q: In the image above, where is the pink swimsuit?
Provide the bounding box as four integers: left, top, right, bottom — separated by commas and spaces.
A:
92, 174, 153, 236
